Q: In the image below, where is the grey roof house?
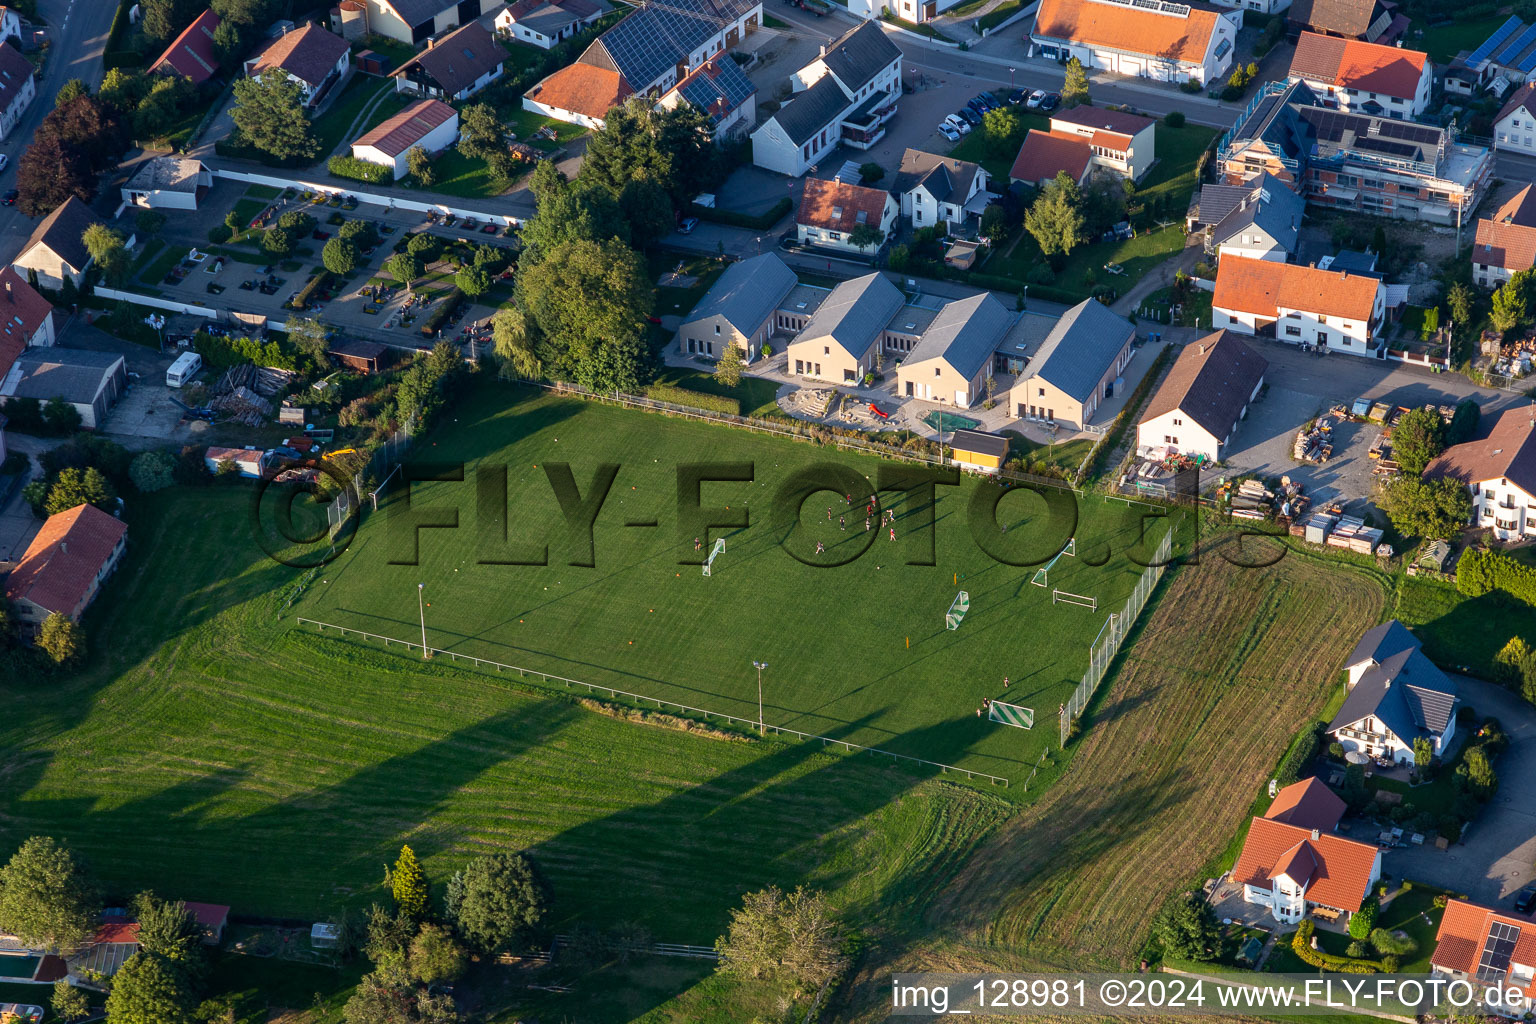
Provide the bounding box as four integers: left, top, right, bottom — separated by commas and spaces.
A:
393, 21, 505, 101
0, 349, 127, 430
1327, 620, 1458, 764
675, 252, 798, 362
13, 196, 98, 290
1136, 329, 1268, 462
891, 149, 992, 230
1207, 173, 1305, 261
1009, 299, 1136, 429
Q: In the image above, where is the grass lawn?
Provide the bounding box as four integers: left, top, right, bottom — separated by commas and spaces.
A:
311, 77, 396, 160
208, 246, 271, 266
501, 107, 588, 150
1414, 14, 1503, 64
499, 38, 547, 75
420, 149, 505, 198
950, 113, 1049, 184
137, 244, 191, 285
1374, 884, 1446, 972
205, 952, 362, 1024
246, 183, 283, 200
652, 365, 782, 418
1138, 283, 1214, 328
881, 14, 956, 41
232, 198, 269, 230
356, 90, 412, 137
1002, 432, 1095, 475
298, 380, 1172, 782
1142, 122, 1219, 214
763, 12, 791, 26
650, 251, 729, 316
1394, 574, 1535, 676
977, 0, 1026, 30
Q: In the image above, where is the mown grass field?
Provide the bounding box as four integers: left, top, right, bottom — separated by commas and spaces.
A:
299, 380, 1177, 781
826, 540, 1389, 1010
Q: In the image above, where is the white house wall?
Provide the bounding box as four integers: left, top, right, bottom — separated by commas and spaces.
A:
1471, 477, 1536, 540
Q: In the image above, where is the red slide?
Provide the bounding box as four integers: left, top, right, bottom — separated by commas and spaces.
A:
869, 403, 890, 419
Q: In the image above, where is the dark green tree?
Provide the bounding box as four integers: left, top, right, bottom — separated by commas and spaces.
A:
1378, 476, 1472, 540
443, 852, 547, 953
1150, 891, 1226, 961
323, 237, 361, 275
44, 466, 115, 516
130, 450, 177, 493
1392, 406, 1446, 475
1062, 57, 1090, 108
141, 0, 201, 42
515, 238, 651, 378
454, 263, 491, 298
0, 837, 100, 951
105, 950, 198, 1024
618, 176, 675, 247
52, 979, 89, 1021
1347, 896, 1378, 940
55, 79, 88, 106
1025, 171, 1086, 263
132, 892, 208, 983
37, 613, 84, 665
262, 226, 294, 257
456, 102, 504, 161
408, 923, 467, 985
230, 74, 317, 161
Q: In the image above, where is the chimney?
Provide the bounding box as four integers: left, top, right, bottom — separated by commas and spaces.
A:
819, 43, 826, 56
5, 280, 10, 301
1311, 828, 1320, 840
60, 541, 67, 555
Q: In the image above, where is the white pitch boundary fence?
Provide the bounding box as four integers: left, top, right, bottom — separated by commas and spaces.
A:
92, 286, 221, 319
1057, 525, 1175, 748
213, 168, 526, 227
295, 617, 1010, 787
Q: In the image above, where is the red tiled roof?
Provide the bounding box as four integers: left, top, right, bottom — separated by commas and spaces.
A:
1433, 899, 1536, 994
796, 177, 891, 233
1497, 81, 1536, 128
1033, 0, 1225, 64
1230, 817, 1378, 911
91, 922, 140, 945
0, 265, 56, 346
525, 61, 633, 120
1473, 217, 1536, 274
0, 41, 33, 115
1426, 408, 1536, 497
1050, 105, 1154, 140
3, 503, 128, 620
354, 98, 458, 157
245, 23, 349, 89
1288, 31, 1427, 100
150, 8, 222, 84
1264, 777, 1347, 831
183, 902, 231, 930
1212, 254, 1380, 321
1009, 129, 1092, 184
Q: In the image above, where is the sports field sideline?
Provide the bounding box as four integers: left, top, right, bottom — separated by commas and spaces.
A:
299, 382, 1178, 782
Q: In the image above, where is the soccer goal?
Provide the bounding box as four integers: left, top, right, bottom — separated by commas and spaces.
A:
988, 700, 1035, 729
946, 590, 970, 630
1052, 589, 1096, 611
1030, 538, 1076, 587
702, 538, 726, 577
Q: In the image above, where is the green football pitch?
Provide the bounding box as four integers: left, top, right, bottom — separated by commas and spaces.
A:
300, 382, 1172, 783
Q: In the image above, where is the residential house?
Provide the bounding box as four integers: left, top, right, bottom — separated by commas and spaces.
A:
392, 21, 505, 101
0, 266, 56, 353
785, 272, 904, 384
1028, 0, 1242, 86
795, 177, 897, 254
13, 197, 97, 290
1008, 299, 1135, 430
244, 23, 352, 109
1432, 899, 1536, 1015
894, 292, 1012, 407
1326, 619, 1459, 764
656, 56, 757, 140
1136, 329, 1268, 462
350, 98, 459, 178
120, 156, 213, 210
1212, 255, 1385, 355
675, 251, 798, 362
0, 41, 34, 142
1286, 31, 1431, 118
949, 430, 1010, 473
523, 0, 761, 128
149, 8, 222, 84
1426, 408, 1536, 542
1229, 779, 1380, 925
1046, 106, 1156, 180
1494, 82, 1536, 157
847, 0, 958, 23
750, 21, 901, 176
1217, 80, 1491, 225
3, 503, 128, 628
1009, 129, 1094, 188
0, 6, 20, 42
340, 0, 505, 45
1460, 14, 1536, 93
1471, 185, 1536, 288
0, 349, 127, 429
890, 149, 992, 231
495, 0, 606, 48
1206, 173, 1305, 260
1286, 0, 1400, 43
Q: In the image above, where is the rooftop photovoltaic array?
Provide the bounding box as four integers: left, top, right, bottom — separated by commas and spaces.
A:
1357, 137, 1418, 158
1468, 15, 1522, 66
1493, 21, 1536, 66
1089, 0, 1192, 18
1375, 120, 1441, 144
1477, 922, 1521, 980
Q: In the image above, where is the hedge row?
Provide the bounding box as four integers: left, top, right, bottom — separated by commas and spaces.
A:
695, 197, 792, 230
290, 272, 330, 310
643, 382, 740, 416
327, 155, 393, 184
1291, 922, 1383, 974
1274, 724, 1322, 789
1457, 548, 1536, 607
420, 288, 463, 337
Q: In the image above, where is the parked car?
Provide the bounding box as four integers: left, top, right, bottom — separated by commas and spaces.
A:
943, 114, 971, 135
1026, 89, 1047, 109
1, 189, 15, 206
0, 154, 9, 172
980, 91, 1000, 107
966, 96, 990, 114
1104, 261, 1125, 276
1003, 88, 1024, 104
937, 122, 961, 141
1038, 91, 1061, 111
678, 216, 699, 234
958, 107, 982, 126
1516, 886, 1536, 914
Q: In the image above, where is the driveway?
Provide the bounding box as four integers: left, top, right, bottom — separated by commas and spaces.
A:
1382, 677, 1536, 907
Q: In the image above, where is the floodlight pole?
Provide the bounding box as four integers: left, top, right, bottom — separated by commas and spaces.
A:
753, 661, 768, 736
417, 583, 429, 659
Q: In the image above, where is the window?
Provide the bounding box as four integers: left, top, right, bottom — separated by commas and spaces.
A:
1285, 325, 1301, 337
713, 325, 720, 335
1498, 518, 1517, 531
1172, 417, 1182, 426
1037, 388, 1044, 397
1483, 506, 1494, 518
1164, 435, 1178, 444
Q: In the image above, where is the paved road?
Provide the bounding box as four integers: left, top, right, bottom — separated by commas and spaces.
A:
0, 0, 119, 253
1383, 677, 1536, 907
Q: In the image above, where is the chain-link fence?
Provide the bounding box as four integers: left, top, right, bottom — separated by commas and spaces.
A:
322, 423, 414, 537
1058, 525, 1175, 748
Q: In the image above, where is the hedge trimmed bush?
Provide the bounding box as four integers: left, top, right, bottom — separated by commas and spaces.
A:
419, 287, 463, 337
1457, 548, 1536, 607
290, 272, 331, 310
1369, 928, 1417, 957
1275, 726, 1321, 788
1291, 922, 1382, 974
207, 224, 233, 244
643, 382, 740, 416
327, 155, 393, 185
694, 197, 792, 230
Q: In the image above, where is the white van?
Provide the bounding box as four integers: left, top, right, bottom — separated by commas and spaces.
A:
166, 351, 202, 388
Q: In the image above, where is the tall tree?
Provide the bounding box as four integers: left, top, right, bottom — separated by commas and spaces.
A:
37, 614, 84, 665
491, 307, 539, 378
284, 316, 330, 363
456, 103, 504, 161
581, 97, 676, 198
408, 924, 466, 985
406, 146, 435, 186
1392, 406, 1447, 475
715, 886, 847, 991
52, 979, 89, 1022
105, 951, 198, 1024
322, 237, 361, 275
1024, 171, 1086, 262
99, 69, 153, 113
230, 75, 317, 161
132, 893, 208, 983
141, 0, 202, 42
384, 252, 421, 287
15, 134, 95, 216
1446, 281, 1474, 328
211, 0, 278, 27
41, 96, 127, 171
848, 223, 885, 251
390, 845, 429, 919
454, 263, 491, 298
518, 175, 627, 262
55, 79, 88, 107
444, 852, 547, 953
1062, 57, 1090, 108
981, 105, 1025, 159
1490, 278, 1528, 333
1378, 476, 1473, 540
45, 466, 115, 517
82, 224, 130, 286
515, 238, 651, 377
1150, 891, 1225, 961
618, 176, 674, 247
714, 339, 744, 387
211, 19, 245, 64
0, 836, 100, 952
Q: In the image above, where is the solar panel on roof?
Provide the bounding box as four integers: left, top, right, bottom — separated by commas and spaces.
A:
1496, 23, 1536, 65
1468, 15, 1523, 66
1357, 137, 1419, 158
1477, 922, 1521, 980
1376, 120, 1440, 144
